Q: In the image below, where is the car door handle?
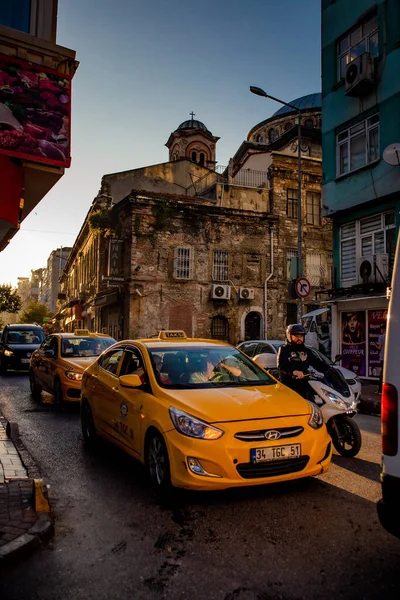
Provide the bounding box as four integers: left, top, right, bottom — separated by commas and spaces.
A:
112, 386, 119, 393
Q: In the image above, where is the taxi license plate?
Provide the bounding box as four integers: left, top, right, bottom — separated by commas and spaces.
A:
251, 444, 301, 463
21, 358, 30, 363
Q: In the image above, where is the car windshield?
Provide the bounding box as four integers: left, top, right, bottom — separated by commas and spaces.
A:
6, 329, 45, 344
149, 345, 274, 389
61, 336, 116, 358
272, 342, 284, 351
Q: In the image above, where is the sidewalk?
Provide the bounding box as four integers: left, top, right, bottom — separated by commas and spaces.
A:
359, 381, 381, 416
0, 416, 53, 570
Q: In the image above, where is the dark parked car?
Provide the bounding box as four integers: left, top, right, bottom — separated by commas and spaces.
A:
0, 324, 45, 375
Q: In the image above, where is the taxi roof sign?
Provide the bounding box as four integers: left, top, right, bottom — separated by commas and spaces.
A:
74, 329, 90, 336
159, 330, 187, 340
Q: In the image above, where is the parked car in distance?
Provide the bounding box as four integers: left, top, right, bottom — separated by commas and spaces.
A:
0, 324, 45, 375
237, 339, 362, 401
29, 329, 116, 404
80, 330, 331, 493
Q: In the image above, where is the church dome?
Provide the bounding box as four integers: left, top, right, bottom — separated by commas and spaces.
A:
272, 93, 321, 117
177, 119, 211, 134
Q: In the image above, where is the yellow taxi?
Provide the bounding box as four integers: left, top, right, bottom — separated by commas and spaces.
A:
29, 330, 116, 404
80, 330, 332, 492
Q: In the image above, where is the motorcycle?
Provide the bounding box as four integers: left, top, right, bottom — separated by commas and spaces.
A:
303, 365, 362, 457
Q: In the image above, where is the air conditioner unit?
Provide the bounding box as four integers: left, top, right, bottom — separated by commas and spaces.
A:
357, 254, 389, 284
345, 53, 375, 97
239, 287, 255, 300
211, 284, 231, 300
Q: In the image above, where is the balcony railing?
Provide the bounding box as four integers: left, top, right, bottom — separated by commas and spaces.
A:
216, 165, 269, 189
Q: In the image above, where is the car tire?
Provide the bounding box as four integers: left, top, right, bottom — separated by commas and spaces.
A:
0, 358, 8, 376
29, 369, 42, 402
53, 377, 64, 406
146, 431, 172, 494
81, 399, 98, 444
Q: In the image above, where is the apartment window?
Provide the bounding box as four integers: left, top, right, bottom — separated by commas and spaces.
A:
340, 211, 396, 284
337, 114, 379, 176
0, 0, 31, 33
173, 247, 194, 280
213, 251, 229, 281
286, 189, 298, 219
306, 192, 321, 225
337, 13, 379, 80
286, 249, 297, 280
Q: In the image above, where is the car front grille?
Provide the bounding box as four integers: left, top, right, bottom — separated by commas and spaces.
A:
236, 456, 310, 479
234, 426, 304, 442
67, 389, 81, 399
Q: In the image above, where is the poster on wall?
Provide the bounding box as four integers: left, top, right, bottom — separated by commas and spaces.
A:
368, 309, 388, 378
341, 311, 366, 376
0, 54, 71, 167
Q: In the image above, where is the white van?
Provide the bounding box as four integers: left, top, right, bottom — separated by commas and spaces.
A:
377, 242, 400, 538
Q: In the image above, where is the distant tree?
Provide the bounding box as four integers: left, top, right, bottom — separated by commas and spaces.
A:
19, 302, 51, 325
0, 284, 21, 314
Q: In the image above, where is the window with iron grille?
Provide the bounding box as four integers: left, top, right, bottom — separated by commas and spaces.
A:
286, 189, 298, 219
286, 249, 297, 280
306, 192, 321, 225
213, 251, 229, 281
173, 247, 194, 280
211, 315, 229, 340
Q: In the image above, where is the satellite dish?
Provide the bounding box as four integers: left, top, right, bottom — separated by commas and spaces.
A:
383, 144, 400, 166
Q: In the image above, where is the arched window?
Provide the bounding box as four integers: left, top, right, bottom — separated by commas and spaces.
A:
284, 122, 293, 131
268, 128, 275, 143
256, 134, 263, 143
199, 153, 205, 166
304, 118, 314, 128
211, 315, 229, 341
191, 151, 197, 162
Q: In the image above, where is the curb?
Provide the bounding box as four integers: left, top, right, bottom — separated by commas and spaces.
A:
0, 419, 54, 570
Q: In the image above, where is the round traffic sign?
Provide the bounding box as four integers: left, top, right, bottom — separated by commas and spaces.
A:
295, 277, 311, 298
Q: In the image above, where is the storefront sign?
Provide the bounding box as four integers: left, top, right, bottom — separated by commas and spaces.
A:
341, 311, 366, 377
108, 238, 124, 279
368, 309, 388, 378
0, 54, 71, 167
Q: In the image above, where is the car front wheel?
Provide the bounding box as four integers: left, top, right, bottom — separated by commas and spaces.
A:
53, 378, 64, 406
81, 399, 98, 444
29, 369, 42, 402
146, 432, 172, 493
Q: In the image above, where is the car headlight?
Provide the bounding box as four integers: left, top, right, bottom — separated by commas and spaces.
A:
4, 349, 13, 357
321, 389, 348, 410
308, 402, 324, 429
169, 407, 224, 440
65, 371, 83, 381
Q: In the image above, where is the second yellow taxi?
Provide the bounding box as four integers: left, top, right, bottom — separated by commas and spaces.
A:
80, 330, 332, 492
30, 330, 116, 404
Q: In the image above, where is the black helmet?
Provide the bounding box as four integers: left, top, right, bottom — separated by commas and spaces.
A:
286, 323, 306, 342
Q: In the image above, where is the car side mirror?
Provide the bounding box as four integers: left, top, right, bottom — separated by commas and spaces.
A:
334, 354, 342, 364
44, 350, 55, 358
119, 374, 143, 388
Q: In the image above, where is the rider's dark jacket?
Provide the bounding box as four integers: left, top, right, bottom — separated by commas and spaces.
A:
277, 341, 328, 397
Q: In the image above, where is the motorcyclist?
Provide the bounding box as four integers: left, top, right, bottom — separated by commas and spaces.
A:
277, 323, 328, 399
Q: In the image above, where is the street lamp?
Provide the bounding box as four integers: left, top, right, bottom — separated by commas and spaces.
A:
250, 85, 303, 323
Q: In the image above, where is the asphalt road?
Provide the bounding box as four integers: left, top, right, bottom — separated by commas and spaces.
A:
0, 373, 399, 600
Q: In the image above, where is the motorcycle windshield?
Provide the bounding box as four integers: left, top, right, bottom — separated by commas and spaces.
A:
321, 367, 351, 398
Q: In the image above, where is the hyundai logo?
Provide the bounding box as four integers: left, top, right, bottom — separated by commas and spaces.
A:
265, 430, 281, 440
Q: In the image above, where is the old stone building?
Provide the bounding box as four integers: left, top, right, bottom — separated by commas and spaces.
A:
55, 101, 331, 342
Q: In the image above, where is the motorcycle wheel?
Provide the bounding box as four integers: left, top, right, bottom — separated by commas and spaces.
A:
329, 415, 362, 457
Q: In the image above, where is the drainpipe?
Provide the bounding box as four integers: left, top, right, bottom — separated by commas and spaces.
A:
264, 227, 274, 339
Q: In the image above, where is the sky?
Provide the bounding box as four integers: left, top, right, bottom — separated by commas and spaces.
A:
0, 0, 321, 287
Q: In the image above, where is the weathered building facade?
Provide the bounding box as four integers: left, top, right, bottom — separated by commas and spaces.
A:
56, 108, 331, 343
